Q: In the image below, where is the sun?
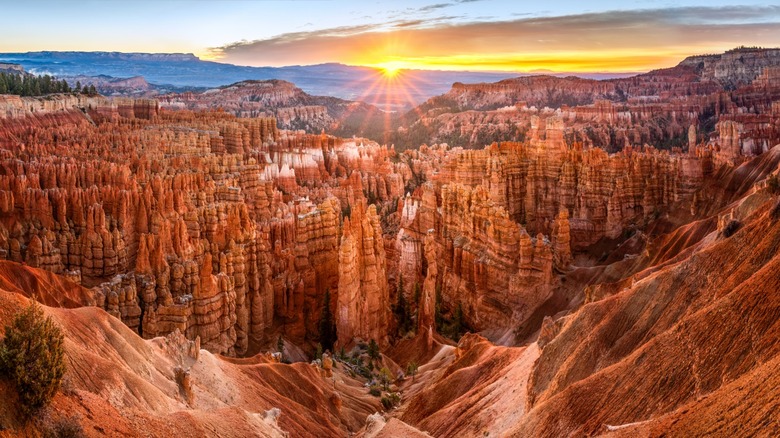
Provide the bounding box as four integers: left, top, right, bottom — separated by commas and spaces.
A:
376, 61, 405, 79
381, 66, 401, 78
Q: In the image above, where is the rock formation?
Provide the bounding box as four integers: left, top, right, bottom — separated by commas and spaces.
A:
159, 79, 381, 134
0, 94, 405, 356
397, 134, 711, 337
2, 46, 780, 437
336, 202, 391, 347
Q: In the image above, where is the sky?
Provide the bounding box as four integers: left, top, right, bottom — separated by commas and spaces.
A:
2, 1, 780, 73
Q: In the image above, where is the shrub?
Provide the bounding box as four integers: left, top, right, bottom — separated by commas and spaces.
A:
767, 174, 780, 195
772, 199, 780, 221
381, 396, 394, 410
722, 220, 740, 238
318, 288, 336, 352
380, 392, 401, 410
368, 387, 381, 397
406, 361, 419, 381
42, 415, 83, 438
0, 302, 66, 418
378, 367, 393, 391
367, 339, 380, 362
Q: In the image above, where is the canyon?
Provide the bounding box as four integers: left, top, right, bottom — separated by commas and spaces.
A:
0, 47, 779, 437
158, 79, 384, 134
393, 47, 780, 151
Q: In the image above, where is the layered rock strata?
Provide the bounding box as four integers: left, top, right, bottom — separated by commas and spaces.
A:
0, 95, 400, 355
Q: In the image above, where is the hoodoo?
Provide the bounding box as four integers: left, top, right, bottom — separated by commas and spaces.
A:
0, 11, 779, 435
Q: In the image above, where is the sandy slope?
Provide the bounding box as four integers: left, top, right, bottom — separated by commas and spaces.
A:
388, 153, 780, 437
0, 286, 382, 437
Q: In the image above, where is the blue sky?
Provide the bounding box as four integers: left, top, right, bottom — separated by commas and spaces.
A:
2, 1, 779, 72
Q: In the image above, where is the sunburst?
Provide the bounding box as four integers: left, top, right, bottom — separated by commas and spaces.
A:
376, 61, 405, 79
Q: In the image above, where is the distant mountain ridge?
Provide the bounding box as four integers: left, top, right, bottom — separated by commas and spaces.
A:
0, 51, 514, 108
0, 62, 25, 74
414, 47, 780, 114
159, 78, 384, 134
0, 51, 632, 110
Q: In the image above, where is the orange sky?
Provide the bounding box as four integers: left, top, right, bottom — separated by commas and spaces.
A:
2, 2, 779, 74
208, 6, 780, 73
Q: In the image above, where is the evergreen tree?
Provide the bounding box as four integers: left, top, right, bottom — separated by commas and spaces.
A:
0, 72, 73, 96
367, 339, 380, 362
394, 276, 412, 334
378, 367, 392, 391
452, 302, 464, 339
406, 361, 419, 382
0, 302, 66, 418
434, 284, 443, 331
319, 288, 337, 351
30, 80, 41, 96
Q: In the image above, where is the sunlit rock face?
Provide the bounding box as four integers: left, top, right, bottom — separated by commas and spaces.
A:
3, 45, 779, 357
394, 118, 726, 337
397, 48, 780, 154
0, 96, 739, 352
336, 202, 391, 348
0, 95, 404, 355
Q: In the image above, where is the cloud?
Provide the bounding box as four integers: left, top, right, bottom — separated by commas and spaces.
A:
418, 3, 453, 13
209, 6, 780, 72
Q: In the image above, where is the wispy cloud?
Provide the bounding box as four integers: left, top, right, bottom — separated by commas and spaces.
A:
418, 3, 453, 13
208, 6, 780, 72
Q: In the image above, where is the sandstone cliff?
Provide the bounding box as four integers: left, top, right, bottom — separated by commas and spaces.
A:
397, 123, 711, 338
0, 95, 405, 356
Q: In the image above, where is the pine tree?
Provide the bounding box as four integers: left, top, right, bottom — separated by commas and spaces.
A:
367, 339, 380, 362
434, 284, 443, 331
395, 276, 411, 334
452, 302, 464, 339
406, 361, 419, 382
319, 288, 337, 351
378, 367, 392, 391
0, 302, 66, 418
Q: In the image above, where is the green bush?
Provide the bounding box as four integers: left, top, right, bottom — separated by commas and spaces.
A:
406, 361, 419, 381
380, 392, 401, 410
378, 367, 393, 391
381, 396, 394, 410
368, 387, 381, 397
0, 302, 66, 418
367, 339, 380, 362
